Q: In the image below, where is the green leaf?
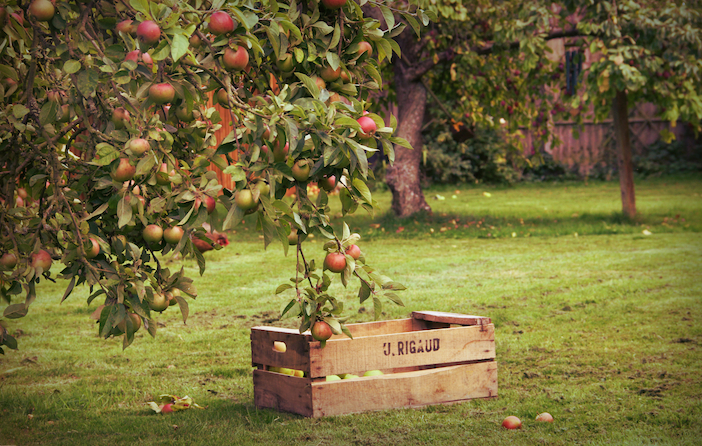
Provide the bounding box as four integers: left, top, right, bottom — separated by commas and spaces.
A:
130, 0, 150, 16
326, 52, 340, 71
276, 283, 293, 294
3, 303, 27, 319
63, 60, 81, 74
171, 33, 189, 62
12, 105, 29, 120
383, 292, 404, 306
77, 69, 99, 97
117, 196, 133, 228
379, 5, 395, 30
352, 178, 372, 204
39, 101, 58, 127
402, 13, 421, 37
294, 72, 320, 98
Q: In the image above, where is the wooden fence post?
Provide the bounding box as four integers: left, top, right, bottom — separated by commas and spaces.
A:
612, 89, 636, 219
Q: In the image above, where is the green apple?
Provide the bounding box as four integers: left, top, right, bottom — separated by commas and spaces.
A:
325, 375, 341, 382
363, 370, 383, 377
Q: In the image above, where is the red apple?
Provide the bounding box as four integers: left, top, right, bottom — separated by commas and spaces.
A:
535, 412, 554, 422
324, 252, 346, 273
358, 41, 373, 57
112, 107, 130, 129
149, 83, 176, 105
273, 142, 289, 162
164, 226, 185, 244
208, 11, 234, 35
116, 19, 136, 35
321, 0, 347, 8
502, 416, 522, 429
29, 0, 55, 22
345, 244, 360, 260
189, 33, 202, 48
0, 253, 18, 270
320, 65, 341, 82
201, 195, 216, 214
311, 76, 326, 90
17, 188, 28, 199
85, 237, 100, 259
31, 250, 52, 270
128, 138, 150, 156
311, 320, 333, 341
143, 224, 163, 243
292, 160, 311, 182
14, 196, 24, 207
318, 175, 336, 191
149, 292, 169, 312
112, 158, 136, 182
156, 163, 172, 185
357, 116, 377, 137
125, 50, 154, 69
160, 403, 174, 413
222, 46, 249, 71
137, 20, 161, 47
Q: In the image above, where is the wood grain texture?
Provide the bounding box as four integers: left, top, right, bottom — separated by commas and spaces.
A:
251, 326, 313, 372
308, 324, 496, 378
309, 361, 498, 417
253, 370, 313, 417
412, 311, 492, 326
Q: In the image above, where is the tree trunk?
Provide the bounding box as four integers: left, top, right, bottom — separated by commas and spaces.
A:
385, 38, 432, 217
612, 89, 636, 219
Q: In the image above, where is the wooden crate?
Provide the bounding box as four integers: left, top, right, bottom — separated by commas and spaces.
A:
250, 311, 497, 417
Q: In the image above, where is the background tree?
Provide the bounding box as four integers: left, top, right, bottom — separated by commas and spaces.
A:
376, 0, 702, 218
0, 0, 419, 352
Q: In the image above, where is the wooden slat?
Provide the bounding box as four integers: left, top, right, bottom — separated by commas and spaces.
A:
253, 370, 313, 417
251, 326, 312, 372
308, 324, 495, 378
309, 361, 498, 417
412, 311, 491, 326
340, 318, 428, 338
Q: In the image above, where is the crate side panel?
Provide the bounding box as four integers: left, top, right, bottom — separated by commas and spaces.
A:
310, 361, 498, 417
253, 370, 313, 417
309, 324, 495, 378
412, 311, 491, 326
251, 327, 311, 371
342, 318, 424, 338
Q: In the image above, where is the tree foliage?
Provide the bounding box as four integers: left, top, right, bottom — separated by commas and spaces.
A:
0, 0, 421, 351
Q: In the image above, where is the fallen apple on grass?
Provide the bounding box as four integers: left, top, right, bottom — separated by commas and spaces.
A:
502, 415, 522, 429
535, 412, 554, 422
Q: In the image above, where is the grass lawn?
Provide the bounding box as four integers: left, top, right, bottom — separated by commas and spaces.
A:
1, 175, 701, 445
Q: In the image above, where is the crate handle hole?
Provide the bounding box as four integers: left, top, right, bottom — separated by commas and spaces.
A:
273, 341, 286, 353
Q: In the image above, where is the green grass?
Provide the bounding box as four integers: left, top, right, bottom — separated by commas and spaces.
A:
1, 175, 701, 445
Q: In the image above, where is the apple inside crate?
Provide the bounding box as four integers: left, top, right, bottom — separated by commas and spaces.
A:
250, 311, 497, 417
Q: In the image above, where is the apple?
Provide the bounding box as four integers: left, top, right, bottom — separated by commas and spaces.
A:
357, 116, 377, 137
358, 41, 373, 57
112, 158, 136, 182
326, 375, 341, 382
175, 105, 199, 122
311, 320, 333, 341
535, 412, 554, 422
276, 53, 294, 72
156, 163, 171, 185
112, 107, 130, 129
318, 175, 336, 192
137, 20, 161, 47
149, 292, 169, 312
194, 195, 216, 214
234, 189, 258, 211
278, 368, 294, 376
324, 252, 346, 273
85, 237, 100, 259
216, 88, 230, 108
363, 370, 383, 377
345, 244, 361, 260
164, 226, 184, 244
189, 33, 202, 48
29, 0, 55, 22
149, 83, 176, 105
116, 19, 136, 35
293, 370, 305, 377
209, 11, 234, 35
311, 76, 326, 90
128, 138, 150, 156
129, 313, 142, 331
160, 403, 174, 414
321, 0, 347, 9
287, 228, 307, 245
502, 416, 522, 429
292, 160, 311, 182
320, 65, 341, 82
132, 194, 146, 211
57, 104, 71, 123
0, 253, 18, 270
222, 46, 249, 71
273, 341, 286, 353
341, 374, 359, 379
143, 224, 163, 243
125, 50, 153, 69
15, 196, 24, 207
31, 249, 52, 270
273, 142, 289, 162
255, 180, 270, 197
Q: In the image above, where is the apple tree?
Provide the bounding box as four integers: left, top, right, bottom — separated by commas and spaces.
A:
0, 0, 422, 351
